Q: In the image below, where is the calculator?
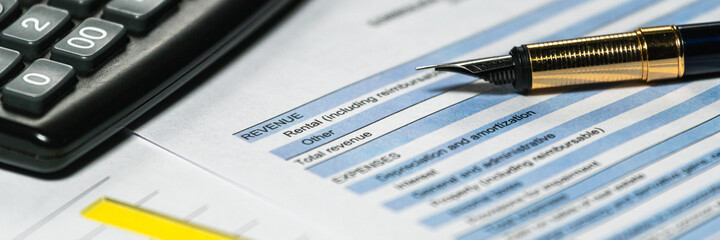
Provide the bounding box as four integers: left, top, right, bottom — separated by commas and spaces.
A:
0, 0, 297, 172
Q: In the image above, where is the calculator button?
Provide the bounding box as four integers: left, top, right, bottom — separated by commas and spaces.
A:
1, 59, 75, 115
102, 0, 177, 33
52, 18, 127, 73
0, 47, 21, 84
0, 5, 72, 60
0, 0, 20, 27
49, 0, 106, 18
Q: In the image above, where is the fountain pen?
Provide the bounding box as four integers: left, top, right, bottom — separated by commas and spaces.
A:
417, 21, 720, 91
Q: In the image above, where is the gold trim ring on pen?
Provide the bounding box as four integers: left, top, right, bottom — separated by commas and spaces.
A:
524, 25, 685, 90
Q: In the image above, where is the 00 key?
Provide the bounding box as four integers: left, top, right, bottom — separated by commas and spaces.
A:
52, 18, 127, 73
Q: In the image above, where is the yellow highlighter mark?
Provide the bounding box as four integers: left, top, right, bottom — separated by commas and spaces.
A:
82, 197, 245, 240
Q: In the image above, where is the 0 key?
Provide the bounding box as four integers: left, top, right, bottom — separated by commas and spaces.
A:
1, 59, 76, 115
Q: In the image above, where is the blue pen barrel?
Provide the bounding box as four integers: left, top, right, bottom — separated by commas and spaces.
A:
678, 22, 720, 76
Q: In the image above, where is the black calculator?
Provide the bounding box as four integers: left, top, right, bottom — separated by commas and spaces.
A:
0, 0, 296, 172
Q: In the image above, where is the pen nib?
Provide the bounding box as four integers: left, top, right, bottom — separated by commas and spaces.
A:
416, 55, 514, 75
416, 55, 516, 85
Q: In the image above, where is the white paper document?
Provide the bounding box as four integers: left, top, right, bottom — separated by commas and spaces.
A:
0, 134, 332, 240
137, 0, 720, 239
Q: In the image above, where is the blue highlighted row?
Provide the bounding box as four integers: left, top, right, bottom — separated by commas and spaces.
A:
454, 83, 720, 239
611, 177, 720, 240
234, 0, 592, 143
537, 133, 720, 240
271, 74, 481, 159
383, 83, 678, 210
418, 82, 686, 228
307, 88, 518, 177
353, 88, 604, 195
676, 211, 720, 240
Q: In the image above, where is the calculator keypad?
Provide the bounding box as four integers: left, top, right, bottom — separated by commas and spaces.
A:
0, 0, 177, 115
1, 59, 75, 115
102, 0, 176, 33
1, 5, 71, 60
52, 18, 126, 73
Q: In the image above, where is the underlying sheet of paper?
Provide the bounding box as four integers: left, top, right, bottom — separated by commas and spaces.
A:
0, 134, 333, 240
137, 0, 720, 239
